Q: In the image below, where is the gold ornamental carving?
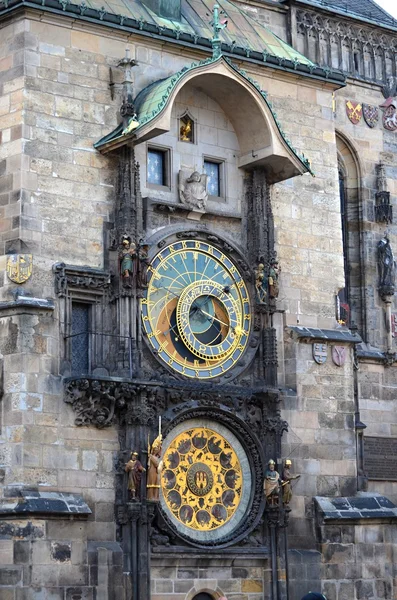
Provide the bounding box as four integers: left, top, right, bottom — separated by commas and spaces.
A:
6, 254, 33, 284
161, 427, 242, 531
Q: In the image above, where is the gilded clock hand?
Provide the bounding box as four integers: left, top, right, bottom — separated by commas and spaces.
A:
195, 307, 230, 329
152, 285, 181, 300
162, 322, 180, 337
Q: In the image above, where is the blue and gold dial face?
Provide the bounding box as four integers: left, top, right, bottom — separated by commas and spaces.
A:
142, 240, 251, 379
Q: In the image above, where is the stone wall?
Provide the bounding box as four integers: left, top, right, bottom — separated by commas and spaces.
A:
0, 518, 123, 600
2, 2, 397, 600
318, 520, 397, 600
282, 337, 356, 549
151, 556, 269, 600
0, 19, 25, 260
334, 81, 397, 503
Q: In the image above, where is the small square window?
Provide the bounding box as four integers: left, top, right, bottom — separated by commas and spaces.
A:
147, 147, 170, 187
204, 159, 224, 198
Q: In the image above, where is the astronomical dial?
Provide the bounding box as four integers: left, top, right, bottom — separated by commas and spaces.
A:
141, 240, 251, 379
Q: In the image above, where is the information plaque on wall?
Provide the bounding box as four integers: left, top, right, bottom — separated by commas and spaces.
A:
364, 436, 397, 480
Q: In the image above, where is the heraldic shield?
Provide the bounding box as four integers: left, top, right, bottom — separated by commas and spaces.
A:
363, 104, 379, 128
332, 345, 347, 367
313, 343, 327, 364
346, 100, 362, 124
6, 254, 33, 284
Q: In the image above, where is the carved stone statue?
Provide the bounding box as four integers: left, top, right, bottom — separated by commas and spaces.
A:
378, 235, 396, 295
137, 240, 150, 288
125, 451, 145, 500
264, 459, 280, 506
268, 261, 280, 299
254, 262, 267, 303
147, 434, 162, 501
281, 459, 300, 505
179, 170, 208, 211
119, 239, 137, 287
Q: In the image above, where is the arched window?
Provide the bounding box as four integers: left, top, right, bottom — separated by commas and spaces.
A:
336, 132, 365, 337
192, 594, 214, 600
337, 166, 350, 326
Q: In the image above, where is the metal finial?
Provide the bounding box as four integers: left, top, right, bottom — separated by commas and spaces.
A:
210, 3, 228, 59
116, 48, 139, 128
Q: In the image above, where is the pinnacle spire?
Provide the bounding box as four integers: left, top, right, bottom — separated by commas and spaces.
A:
210, 3, 228, 59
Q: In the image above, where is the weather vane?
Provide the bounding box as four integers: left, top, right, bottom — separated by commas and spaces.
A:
210, 3, 228, 59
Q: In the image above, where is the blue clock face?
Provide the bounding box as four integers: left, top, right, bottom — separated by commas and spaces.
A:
141, 240, 251, 379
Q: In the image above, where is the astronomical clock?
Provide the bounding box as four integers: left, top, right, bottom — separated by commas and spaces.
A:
141, 239, 251, 379
139, 229, 268, 548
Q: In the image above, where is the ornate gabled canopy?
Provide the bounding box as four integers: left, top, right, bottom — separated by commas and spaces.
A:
95, 55, 314, 183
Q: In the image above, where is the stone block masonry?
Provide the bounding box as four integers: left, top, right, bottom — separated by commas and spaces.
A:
151, 556, 271, 600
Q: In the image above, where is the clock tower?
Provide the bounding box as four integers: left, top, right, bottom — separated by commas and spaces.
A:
59, 6, 328, 596
73, 40, 314, 597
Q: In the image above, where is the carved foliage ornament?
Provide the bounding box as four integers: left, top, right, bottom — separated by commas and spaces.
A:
64, 379, 158, 428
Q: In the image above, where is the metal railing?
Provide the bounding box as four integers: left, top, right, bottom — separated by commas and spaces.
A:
65, 331, 135, 379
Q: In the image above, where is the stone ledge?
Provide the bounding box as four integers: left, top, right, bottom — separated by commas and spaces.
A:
314, 493, 397, 523
144, 196, 241, 221
151, 547, 269, 557
289, 326, 362, 344
0, 491, 91, 517
0, 297, 54, 312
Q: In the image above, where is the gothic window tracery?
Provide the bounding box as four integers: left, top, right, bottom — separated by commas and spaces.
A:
295, 8, 397, 83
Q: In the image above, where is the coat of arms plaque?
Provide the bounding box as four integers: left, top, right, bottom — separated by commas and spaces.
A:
6, 254, 33, 284
363, 104, 379, 128
346, 101, 362, 125
313, 343, 327, 364
332, 345, 346, 367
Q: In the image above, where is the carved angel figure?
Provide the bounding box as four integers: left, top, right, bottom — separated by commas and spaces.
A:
179, 170, 208, 211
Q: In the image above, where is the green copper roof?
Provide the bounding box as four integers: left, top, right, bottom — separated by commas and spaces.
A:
0, 0, 345, 84
94, 54, 314, 176
54, 0, 315, 64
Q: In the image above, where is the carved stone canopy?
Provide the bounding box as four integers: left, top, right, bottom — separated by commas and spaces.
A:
96, 57, 313, 183
53, 263, 110, 297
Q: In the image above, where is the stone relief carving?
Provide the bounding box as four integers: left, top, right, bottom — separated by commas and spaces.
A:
53, 263, 110, 297
178, 170, 208, 210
